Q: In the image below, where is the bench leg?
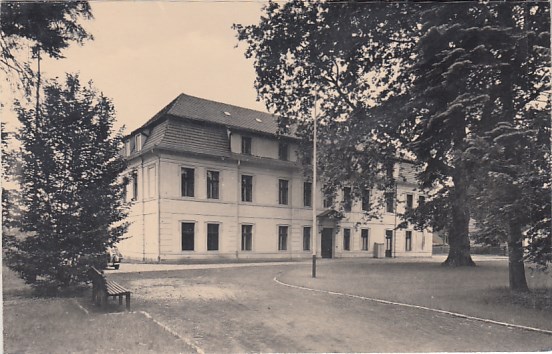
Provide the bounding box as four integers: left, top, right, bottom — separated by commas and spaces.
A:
119, 295, 123, 306
125, 293, 131, 311
100, 291, 108, 310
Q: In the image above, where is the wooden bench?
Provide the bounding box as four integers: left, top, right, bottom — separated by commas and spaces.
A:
88, 266, 131, 311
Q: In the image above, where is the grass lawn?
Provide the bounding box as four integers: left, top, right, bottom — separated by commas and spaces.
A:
2, 267, 195, 354
280, 258, 552, 331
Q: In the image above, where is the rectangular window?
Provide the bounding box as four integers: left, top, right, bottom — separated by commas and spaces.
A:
241, 225, 252, 251
385, 191, 395, 213
343, 228, 351, 251
278, 142, 289, 161
131, 171, 138, 201
303, 227, 311, 251
361, 229, 369, 251
406, 231, 412, 251
207, 223, 219, 251
278, 226, 288, 251
241, 175, 253, 202
406, 194, 414, 211
147, 165, 155, 198
323, 186, 333, 208
181, 167, 195, 197
241, 136, 252, 155
303, 181, 312, 207
362, 190, 370, 211
278, 179, 289, 205
343, 187, 352, 212
207, 170, 219, 199
181, 222, 195, 251
418, 195, 426, 207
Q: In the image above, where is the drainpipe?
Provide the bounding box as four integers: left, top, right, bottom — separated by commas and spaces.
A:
140, 155, 145, 262
236, 159, 241, 260
157, 153, 161, 263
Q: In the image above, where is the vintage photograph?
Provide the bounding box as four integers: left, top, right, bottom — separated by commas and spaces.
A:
1, 0, 551, 353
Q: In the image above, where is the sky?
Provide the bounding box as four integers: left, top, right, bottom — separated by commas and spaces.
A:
3, 0, 269, 133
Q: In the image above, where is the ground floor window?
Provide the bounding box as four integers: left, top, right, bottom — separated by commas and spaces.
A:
405, 230, 412, 251
278, 226, 288, 251
343, 228, 351, 251
207, 223, 219, 251
241, 225, 252, 251
361, 229, 369, 251
181, 222, 195, 251
303, 227, 311, 251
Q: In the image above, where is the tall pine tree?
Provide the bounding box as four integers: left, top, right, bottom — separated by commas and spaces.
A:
4, 74, 128, 292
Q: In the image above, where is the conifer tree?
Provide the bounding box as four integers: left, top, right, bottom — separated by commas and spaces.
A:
4, 74, 128, 292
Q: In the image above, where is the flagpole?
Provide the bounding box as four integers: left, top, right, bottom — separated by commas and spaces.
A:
312, 98, 317, 278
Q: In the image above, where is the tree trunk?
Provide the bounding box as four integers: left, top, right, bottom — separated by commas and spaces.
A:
442, 169, 476, 267
508, 222, 529, 292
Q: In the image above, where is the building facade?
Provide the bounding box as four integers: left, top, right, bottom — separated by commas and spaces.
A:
120, 93, 432, 262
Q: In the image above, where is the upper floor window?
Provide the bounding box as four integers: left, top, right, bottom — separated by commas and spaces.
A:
207, 170, 219, 199
362, 189, 370, 211
241, 175, 253, 202
131, 171, 138, 201
279, 179, 289, 205
181, 167, 195, 197
147, 165, 156, 198
385, 191, 395, 213
278, 142, 289, 161
303, 181, 312, 207
406, 194, 414, 211
323, 187, 333, 209
343, 228, 351, 251
343, 187, 352, 212
241, 136, 252, 155
418, 195, 426, 207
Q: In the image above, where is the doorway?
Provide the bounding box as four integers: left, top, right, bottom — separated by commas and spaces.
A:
321, 228, 333, 258
385, 230, 393, 258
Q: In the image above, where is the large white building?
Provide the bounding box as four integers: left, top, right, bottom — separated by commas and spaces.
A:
119, 93, 432, 262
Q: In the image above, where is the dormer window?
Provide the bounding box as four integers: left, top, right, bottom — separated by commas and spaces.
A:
278, 142, 288, 161
241, 136, 252, 155
135, 134, 144, 152
125, 140, 131, 156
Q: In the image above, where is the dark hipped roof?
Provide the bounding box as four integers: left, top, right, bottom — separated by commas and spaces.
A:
138, 93, 291, 137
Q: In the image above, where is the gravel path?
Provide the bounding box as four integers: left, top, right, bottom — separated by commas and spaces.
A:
109, 259, 552, 353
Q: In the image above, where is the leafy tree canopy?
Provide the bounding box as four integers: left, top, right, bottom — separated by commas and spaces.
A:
0, 1, 93, 92
4, 74, 128, 293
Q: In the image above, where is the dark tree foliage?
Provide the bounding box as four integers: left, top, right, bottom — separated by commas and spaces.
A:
235, 0, 418, 216
466, 104, 551, 279
0, 1, 93, 93
1, 122, 20, 234
4, 74, 129, 293
400, 2, 550, 272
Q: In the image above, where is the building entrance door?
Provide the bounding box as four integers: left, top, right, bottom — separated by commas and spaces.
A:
385, 230, 393, 257
321, 228, 333, 258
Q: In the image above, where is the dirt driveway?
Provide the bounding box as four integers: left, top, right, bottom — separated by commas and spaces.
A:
108, 259, 552, 353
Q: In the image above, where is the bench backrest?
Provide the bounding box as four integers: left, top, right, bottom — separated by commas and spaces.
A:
88, 266, 107, 290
